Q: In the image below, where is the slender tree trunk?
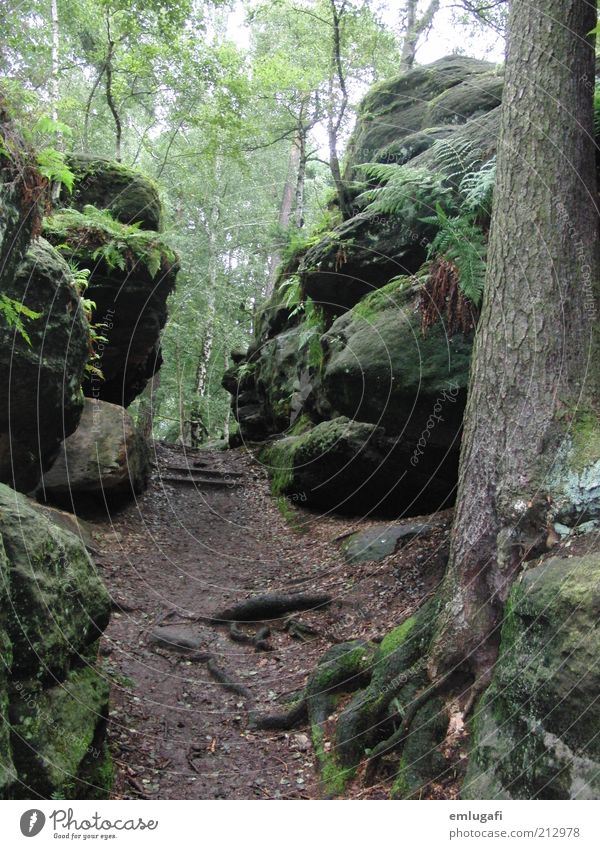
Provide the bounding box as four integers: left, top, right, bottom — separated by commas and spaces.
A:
50, 0, 60, 121
266, 135, 302, 296
399, 0, 440, 71
50, 0, 62, 201
190, 165, 222, 447
137, 370, 161, 440
294, 127, 307, 229
327, 0, 351, 219
105, 15, 122, 161
429, 0, 599, 691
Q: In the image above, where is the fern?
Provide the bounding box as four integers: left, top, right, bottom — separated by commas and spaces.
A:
421, 204, 486, 305
460, 156, 496, 219
36, 147, 75, 193
0, 295, 42, 345
358, 164, 454, 219
431, 136, 482, 187
44, 206, 175, 278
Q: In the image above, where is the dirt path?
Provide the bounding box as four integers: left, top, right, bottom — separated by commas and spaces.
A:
89, 443, 449, 800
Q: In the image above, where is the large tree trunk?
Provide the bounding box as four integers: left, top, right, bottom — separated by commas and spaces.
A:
429, 0, 599, 689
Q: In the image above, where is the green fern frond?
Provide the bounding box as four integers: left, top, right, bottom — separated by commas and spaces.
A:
422, 206, 487, 306
359, 165, 454, 219
0, 294, 42, 345
459, 157, 496, 218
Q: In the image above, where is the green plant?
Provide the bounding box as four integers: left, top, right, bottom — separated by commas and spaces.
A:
0, 295, 42, 345
44, 206, 175, 278
358, 164, 453, 219
460, 156, 496, 220
297, 298, 325, 369
421, 204, 486, 306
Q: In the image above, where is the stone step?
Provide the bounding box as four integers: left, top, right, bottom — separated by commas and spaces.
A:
158, 474, 243, 488
153, 463, 243, 479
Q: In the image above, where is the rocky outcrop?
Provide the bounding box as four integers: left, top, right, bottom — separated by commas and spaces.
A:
1, 104, 90, 492
463, 552, 600, 799
0, 483, 111, 798
224, 57, 501, 514
44, 199, 178, 407
41, 399, 150, 503
0, 239, 89, 492
64, 155, 163, 231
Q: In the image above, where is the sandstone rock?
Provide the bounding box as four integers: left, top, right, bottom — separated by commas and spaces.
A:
0, 238, 89, 492
0, 483, 111, 798
343, 522, 434, 564
44, 206, 178, 406
463, 552, 600, 799
65, 154, 163, 231
41, 398, 150, 502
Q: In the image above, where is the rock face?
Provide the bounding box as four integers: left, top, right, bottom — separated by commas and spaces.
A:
0, 239, 89, 492
0, 483, 111, 798
42, 399, 150, 502
65, 155, 163, 231
224, 57, 501, 514
44, 196, 177, 408
463, 552, 600, 800
1, 100, 89, 492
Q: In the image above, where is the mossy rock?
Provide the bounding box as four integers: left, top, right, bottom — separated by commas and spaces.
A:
0, 483, 110, 680
0, 482, 111, 799
344, 56, 502, 182
65, 155, 163, 231
0, 238, 89, 491
8, 666, 110, 799
320, 278, 472, 439
44, 209, 178, 406
391, 696, 449, 798
463, 554, 600, 799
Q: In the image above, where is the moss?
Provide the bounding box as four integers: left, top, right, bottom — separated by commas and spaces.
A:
43, 207, 177, 280
311, 722, 355, 797
570, 409, 600, 474
379, 616, 417, 658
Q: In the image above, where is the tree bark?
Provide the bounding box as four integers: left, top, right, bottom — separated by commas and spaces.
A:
327, 0, 351, 220
399, 0, 440, 71
429, 0, 599, 689
266, 134, 302, 296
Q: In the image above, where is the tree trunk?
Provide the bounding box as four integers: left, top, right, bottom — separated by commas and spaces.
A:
327, 0, 351, 220
429, 0, 599, 689
294, 127, 307, 229
266, 134, 302, 296
190, 167, 222, 447
399, 0, 440, 71
137, 370, 161, 440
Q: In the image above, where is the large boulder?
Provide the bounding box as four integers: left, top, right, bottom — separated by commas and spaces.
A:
0, 238, 89, 492
44, 205, 178, 407
64, 155, 163, 231
318, 275, 472, 439
262, 416, 460, 515
41, 399, 150, 503
0, 483, 111, 798
343, 56, 502, 183
463, 552, 600, 799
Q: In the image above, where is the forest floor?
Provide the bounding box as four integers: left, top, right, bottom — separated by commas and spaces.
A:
89, 442, 452, 800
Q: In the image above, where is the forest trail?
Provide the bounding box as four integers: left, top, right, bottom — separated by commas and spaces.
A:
90, 443, 449, 800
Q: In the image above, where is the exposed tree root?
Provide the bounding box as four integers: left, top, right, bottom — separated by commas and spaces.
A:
209, 592, 332, 623
229, 621, 272, 651
149, 628, 252, 700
